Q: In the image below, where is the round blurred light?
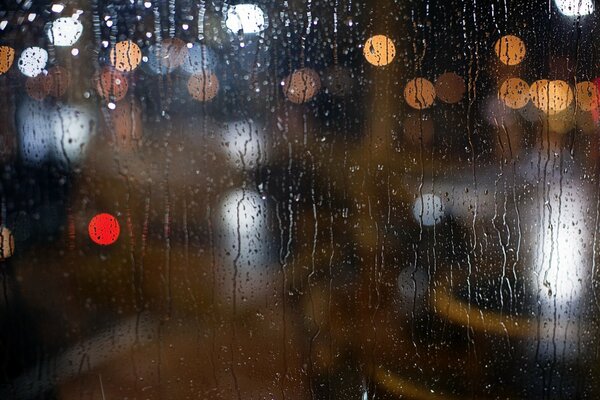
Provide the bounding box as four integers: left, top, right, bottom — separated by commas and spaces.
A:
434, 72, 465, 104
413, 193, 444, 226
181, 43, 218, 75
88, 213, 120, 246
0, 226, 15, 259
17, 47, 48, 77
220, 119, 267, 170
225, 4, 267, 34
575, 81, 599, 111
44, 66, 70, 97
0, 46, 15, 75
187, 71, 219, 102
363, 35, 396, 67
282, 68, 321, 104
404, 78, 436, 110
46, 17, 83, 46
96, 67, 128, 102
530, 79, 573, 114
109, 40, 142, 72
499, 77, 530, 109
494, 35, 526, 66
17, 99, 95, 166
554, 0, 594, 16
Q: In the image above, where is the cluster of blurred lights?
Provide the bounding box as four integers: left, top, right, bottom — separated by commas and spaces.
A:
498, 78, 597, 114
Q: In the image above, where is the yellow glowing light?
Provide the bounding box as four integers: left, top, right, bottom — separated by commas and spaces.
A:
363, 35, 396, 67
109, 40, 142, 72
0, 227, 14, 259
530, 79, 573, 114
404, 78, 436, 110
283, 68, 321, 104
187, 71, 219, 102
434, 72, 465, 104
0, 46, 15, 75
575, 81, 599, 112
494, 35, 526, 66
498, 78, 530, 109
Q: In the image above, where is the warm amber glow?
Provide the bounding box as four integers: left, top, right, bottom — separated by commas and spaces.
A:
187, 72, 219, 101
44, 66, 70, 97
575, 81, 599, 112
0, 46, 14, 75
530, 79, 573, 114
25, 74, 48, 101
404, 78, 436, 110
109, 40, 142, 72
363, 35, 396, 67
435, 72, 465, 104
0, 227, 14, 259
283, 68, 321, 104
97, 67, 129, 102
498, 78, 530, 109
494, 35, 526, 66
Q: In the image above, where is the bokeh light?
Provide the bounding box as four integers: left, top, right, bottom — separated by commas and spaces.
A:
187, 71, 219, 102
575, 81, 599, 112
554, 0, 594, 16
220, 119, 267, 169
282, 68, 321, 104
225, 4, 267, 34
109, 40, 142, 72
46, 17, 83, 46
499, 77, 530, 109
530, 79, 573, 114
404, 78, 436, 110
363, 35, 396, 67
0, 227, 15, 259
434, 72, 465, 104
96, 67, 128, 102
0, 46, 15, 75
18, 47, 48, 77
412, 193, 445, 226
88, 213, 120, 246
494, 35, 526, 66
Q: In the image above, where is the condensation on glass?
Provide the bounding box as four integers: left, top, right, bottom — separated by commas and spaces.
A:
0, 0, 599, 399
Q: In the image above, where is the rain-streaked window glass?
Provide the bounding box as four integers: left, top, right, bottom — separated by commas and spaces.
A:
1, 0, 600, 398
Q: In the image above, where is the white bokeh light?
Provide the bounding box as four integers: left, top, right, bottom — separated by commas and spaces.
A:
17, 99, 95, 166
17, 47, 48, 77
554, 0, 594, 16
46, 17, 83, 46
412, 193, 445, 226
220, 119, 268, 170
225, 4, 267, 34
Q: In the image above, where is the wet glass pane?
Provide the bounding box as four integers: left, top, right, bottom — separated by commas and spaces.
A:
1, 0, 600, 398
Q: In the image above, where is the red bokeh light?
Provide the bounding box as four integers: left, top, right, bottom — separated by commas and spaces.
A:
88, 213, 120, 246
